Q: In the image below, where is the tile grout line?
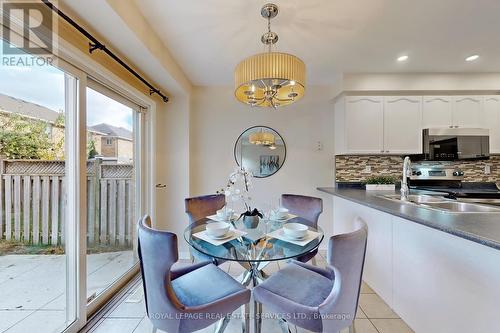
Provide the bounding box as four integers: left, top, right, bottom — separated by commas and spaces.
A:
367, 317, 382, 333
2, 291, 65, 332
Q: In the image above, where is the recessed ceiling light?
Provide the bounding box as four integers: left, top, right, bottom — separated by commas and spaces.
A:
397, 55, 409, 62
465, 55, 479, 62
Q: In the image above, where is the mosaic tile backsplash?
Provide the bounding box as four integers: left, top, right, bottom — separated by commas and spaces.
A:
335, 155, 500, 183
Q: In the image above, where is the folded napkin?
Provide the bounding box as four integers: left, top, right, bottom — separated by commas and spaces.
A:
267, 228, 321, 247
193, 229, 247, 246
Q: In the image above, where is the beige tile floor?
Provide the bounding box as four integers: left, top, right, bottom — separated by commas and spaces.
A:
87, 252, 414, 333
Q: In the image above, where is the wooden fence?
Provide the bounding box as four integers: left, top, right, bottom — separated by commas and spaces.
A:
0, 159, 135, 246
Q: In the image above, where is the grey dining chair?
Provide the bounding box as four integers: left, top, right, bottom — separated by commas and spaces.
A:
281, 194, 323, 264
185, 194, 226, 265
137, 215, 251, 333
253, 218, 368, 333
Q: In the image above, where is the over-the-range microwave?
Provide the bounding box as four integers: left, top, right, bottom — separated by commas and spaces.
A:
422, 128, 490, 161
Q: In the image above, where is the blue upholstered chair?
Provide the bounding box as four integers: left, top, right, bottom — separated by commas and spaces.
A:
253, 219, 368, 333
138, 216, 251, 333
281, 194, 323, 264
185, 194, 226, 265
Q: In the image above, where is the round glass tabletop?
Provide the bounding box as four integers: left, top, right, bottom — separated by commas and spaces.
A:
183, 217, 324, 263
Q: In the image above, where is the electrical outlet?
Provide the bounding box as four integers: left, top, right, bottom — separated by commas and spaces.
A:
362, 165, 372, 173
485, 164, 491, 175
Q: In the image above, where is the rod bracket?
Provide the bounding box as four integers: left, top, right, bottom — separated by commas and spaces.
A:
149, 89, 169, 103
89, 42, 105, 53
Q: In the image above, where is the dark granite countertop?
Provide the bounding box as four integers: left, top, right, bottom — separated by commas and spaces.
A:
317, 187, 500, 250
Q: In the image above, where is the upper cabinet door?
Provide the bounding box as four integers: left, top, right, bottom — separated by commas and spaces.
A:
452, 96, 483, 128
345, 96, 384, 153
383, 96, 423, 154
422, 96, 453, 128
483, 96, 500, 154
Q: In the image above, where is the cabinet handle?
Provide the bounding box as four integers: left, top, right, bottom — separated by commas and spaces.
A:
380, 150, 384, 153
449, 125, 453, 128
386, 150, 390, 153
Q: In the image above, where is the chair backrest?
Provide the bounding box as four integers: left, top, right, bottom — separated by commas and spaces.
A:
281, 194, 323, 228
320, 218, 368, 331
185, 194, 225, 225
137, 215, 183, 332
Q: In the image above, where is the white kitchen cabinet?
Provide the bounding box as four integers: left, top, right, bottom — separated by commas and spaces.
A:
334, 198, 500, 333
452, 96, 483, 128
422, 96, 453, 128
383, 96, 423, 154
483, 95, 500, 153
345, 96, 384, 153
335, 94, 498, 156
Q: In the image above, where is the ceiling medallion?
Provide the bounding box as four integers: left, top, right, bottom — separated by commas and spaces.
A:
235, 3, 306, 109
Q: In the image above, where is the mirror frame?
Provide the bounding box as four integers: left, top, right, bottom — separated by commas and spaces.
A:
233, 125, 287, 178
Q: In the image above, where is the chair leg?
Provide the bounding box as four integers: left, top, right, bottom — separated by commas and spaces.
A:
254, 301, 262, 333
278, 318, 292, 333
241, 303, 250, 333
152, 327, 157, 333
214, 314, 231, 333
237, 270, 252, 287
349, 323, 356, 333
311, 257, 318, 266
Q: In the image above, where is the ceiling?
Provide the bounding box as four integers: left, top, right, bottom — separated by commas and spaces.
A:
134, 0, 500, 86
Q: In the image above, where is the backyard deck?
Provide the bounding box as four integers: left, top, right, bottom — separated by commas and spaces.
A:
0, 251, 135, 333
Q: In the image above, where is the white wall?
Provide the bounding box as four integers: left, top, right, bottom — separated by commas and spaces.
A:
190, 86, 335, 248
342, 73, 500, 93
154, 95, 191, 247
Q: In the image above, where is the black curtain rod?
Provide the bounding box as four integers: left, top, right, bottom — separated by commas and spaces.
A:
42, 0, 169, 103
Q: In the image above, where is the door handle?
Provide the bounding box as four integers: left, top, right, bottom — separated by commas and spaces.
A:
155, 184, 166, 189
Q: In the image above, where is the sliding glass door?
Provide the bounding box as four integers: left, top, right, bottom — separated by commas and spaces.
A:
85, 82, 140, 305
0, 39, 82, 333
0, 31, 149, 333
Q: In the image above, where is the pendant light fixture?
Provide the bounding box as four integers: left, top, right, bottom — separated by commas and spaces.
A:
249, 129, 276, 146
235, 3, 306, 108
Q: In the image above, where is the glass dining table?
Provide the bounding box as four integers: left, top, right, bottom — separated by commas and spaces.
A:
183, 216, 324, 286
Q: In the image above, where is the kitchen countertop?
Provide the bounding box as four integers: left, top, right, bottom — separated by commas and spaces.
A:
318, 187, 500, 250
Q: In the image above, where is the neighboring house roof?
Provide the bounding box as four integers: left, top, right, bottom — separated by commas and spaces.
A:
0, 93, 131, 140
0, 92, 61, 123
89, 123, 133, 140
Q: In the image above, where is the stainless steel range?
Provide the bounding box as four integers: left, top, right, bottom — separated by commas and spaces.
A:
409, 163, 500, 205
409, 163, 464, 186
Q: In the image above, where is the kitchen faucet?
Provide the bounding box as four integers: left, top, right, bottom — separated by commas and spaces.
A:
401, 156, 411, 201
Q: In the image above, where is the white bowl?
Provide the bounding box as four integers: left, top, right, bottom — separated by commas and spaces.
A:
283, 223, 308, 239
206, 222, 230, 237
275, 207, 289, 219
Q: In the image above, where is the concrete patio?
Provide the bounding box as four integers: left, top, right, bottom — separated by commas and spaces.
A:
0, 251, 136, 333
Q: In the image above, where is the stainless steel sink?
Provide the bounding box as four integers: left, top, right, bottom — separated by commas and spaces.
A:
381, 194, 448, 204
422, 201, 500, 213
379, 194, 500, 213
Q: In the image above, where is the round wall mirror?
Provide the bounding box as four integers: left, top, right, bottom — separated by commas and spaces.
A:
234, 126, 286, 178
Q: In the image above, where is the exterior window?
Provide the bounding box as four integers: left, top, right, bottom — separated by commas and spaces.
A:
105, 138, 113, 145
